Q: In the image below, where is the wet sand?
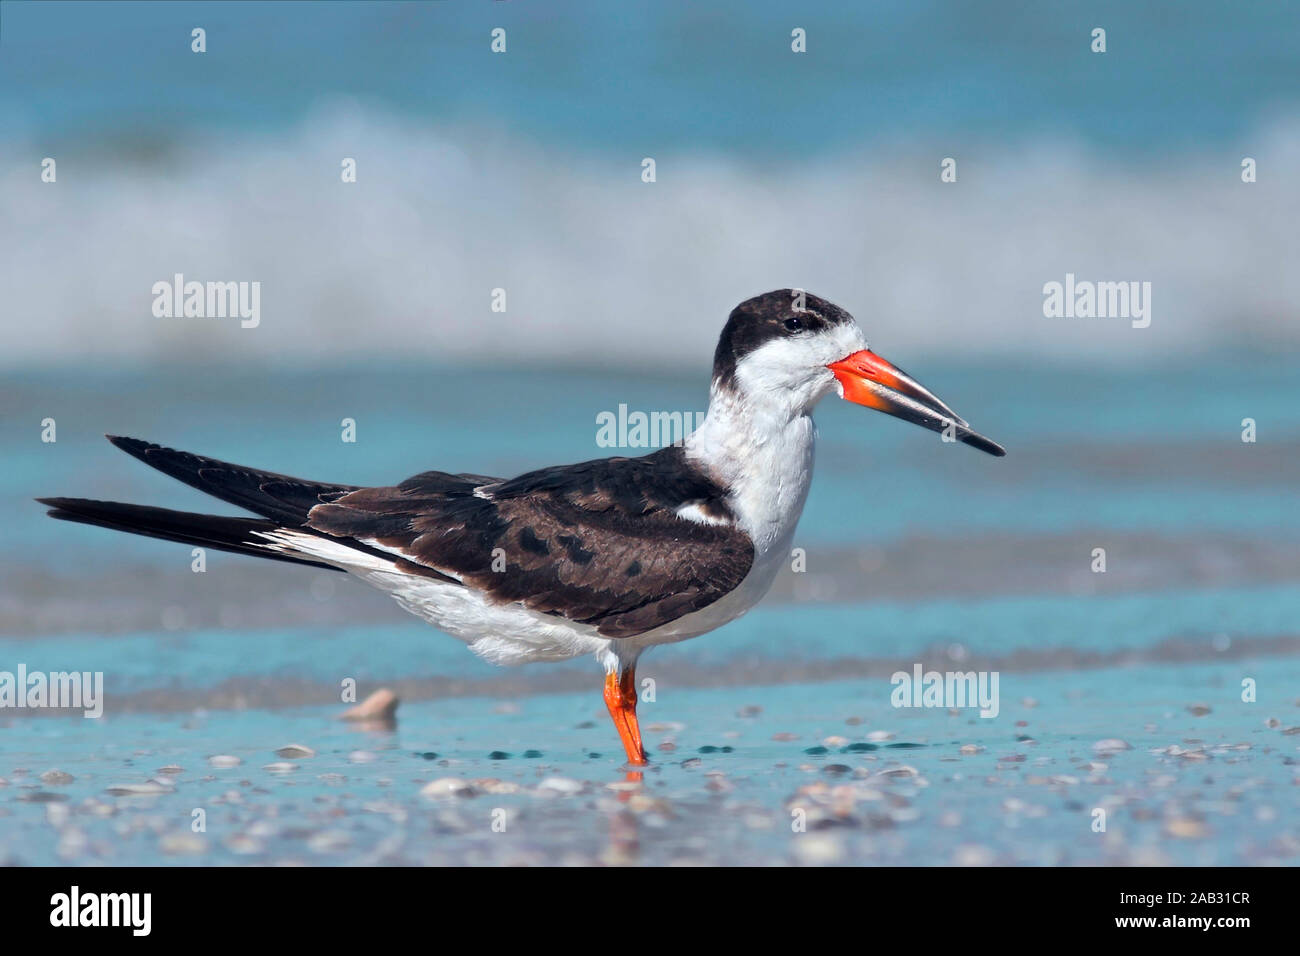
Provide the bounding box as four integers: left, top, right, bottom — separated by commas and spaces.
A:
2, 658, 1297, 866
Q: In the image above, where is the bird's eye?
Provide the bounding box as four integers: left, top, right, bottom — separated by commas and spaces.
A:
783, 316, 804, 332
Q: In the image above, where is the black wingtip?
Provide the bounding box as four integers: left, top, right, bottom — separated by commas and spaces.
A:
106, 435, 158, 462
38, 497, 97, 522
38, 495, 108, 514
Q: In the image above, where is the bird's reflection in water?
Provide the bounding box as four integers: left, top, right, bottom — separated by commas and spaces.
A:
602, 770, 645, 865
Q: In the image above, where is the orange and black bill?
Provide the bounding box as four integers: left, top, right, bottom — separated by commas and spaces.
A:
827, 350, 1006, 457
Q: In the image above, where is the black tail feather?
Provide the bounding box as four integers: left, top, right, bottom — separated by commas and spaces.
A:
105, 435, 358, 525
36, 497, 343, 572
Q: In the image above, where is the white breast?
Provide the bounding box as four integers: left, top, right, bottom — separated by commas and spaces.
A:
618, 390, 818, 656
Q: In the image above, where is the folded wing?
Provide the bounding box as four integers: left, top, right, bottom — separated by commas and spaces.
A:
307, 446, 754, 638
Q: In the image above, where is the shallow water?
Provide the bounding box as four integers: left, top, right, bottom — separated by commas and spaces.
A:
2, 657, 1296, 866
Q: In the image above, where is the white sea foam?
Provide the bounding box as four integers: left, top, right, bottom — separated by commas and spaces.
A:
3, 103, 1299, 367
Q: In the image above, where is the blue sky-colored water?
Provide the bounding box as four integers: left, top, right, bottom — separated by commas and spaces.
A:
5, 0, 1299, 154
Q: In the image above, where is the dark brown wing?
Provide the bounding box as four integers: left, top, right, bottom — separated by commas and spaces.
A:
306, 445, 754, 638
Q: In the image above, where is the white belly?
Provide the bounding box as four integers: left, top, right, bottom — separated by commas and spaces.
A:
353, 566, 612, 665
347, 529, 792, 671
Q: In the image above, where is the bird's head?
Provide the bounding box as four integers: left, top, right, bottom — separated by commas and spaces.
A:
712, 289, 1005, 456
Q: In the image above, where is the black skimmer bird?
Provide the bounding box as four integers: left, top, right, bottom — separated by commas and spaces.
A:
38, 291, 1003, 765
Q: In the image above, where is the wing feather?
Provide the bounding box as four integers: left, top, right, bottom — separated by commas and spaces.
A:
307, 446, 753, 638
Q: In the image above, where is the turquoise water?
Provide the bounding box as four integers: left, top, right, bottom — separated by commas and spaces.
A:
2, 361, 1298, 864
4, 1, 1295, 154
5, 585, 1300, 693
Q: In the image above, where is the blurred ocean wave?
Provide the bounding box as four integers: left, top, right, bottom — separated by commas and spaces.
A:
3, 106, 1300, 368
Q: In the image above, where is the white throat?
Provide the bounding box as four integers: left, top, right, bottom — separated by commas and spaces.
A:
683, 320, 866, 556
684, 379, 818, 557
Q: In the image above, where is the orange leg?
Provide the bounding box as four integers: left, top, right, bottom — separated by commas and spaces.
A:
603, 667, 647, 766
